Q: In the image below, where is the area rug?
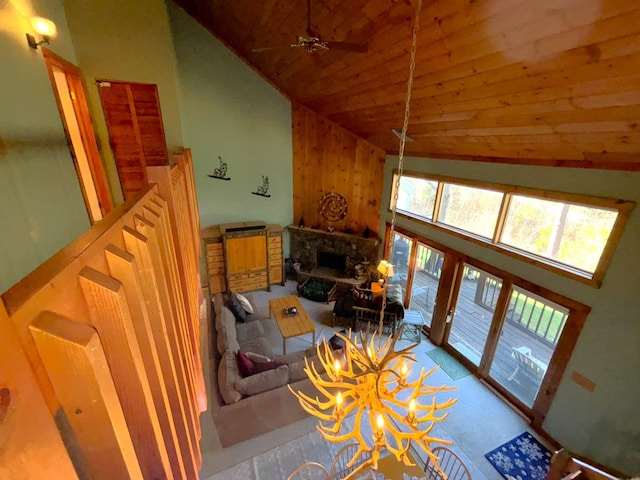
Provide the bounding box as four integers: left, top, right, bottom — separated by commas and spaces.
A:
485, 432, 552, 480
426, 348, 471, 380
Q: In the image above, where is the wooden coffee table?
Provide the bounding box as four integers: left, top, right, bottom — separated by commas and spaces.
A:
269, 295, 315, 354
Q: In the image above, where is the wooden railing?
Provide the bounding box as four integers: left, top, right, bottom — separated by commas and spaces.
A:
0, 149, 203, 479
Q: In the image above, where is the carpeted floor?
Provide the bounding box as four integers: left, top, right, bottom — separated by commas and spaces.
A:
426, 347, 471, 381
485, 432, 552, 480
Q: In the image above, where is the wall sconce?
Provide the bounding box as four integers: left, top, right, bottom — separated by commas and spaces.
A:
26, 16, 57, 50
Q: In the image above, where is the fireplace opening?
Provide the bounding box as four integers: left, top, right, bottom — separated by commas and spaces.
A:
317, 251, 347, 275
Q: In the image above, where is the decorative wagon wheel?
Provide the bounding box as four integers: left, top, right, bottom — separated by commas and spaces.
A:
319, 192, 348, 222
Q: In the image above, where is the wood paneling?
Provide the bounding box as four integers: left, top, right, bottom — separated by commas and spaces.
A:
175, 0, 640, 170
0, 157, 203, 478
292, 104, 385, 234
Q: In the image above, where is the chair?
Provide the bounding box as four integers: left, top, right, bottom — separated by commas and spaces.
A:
508, 346, 547, 386
330, 442, 371, 480
287, 461, 332, 480
424, 446, 471, 480
546, 448, 621, 480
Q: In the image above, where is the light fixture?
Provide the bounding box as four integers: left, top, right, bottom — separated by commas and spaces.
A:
290, 0, 458, 478
392, 128, 415, 142
376, 260, 395, 280
26, 16, 57, 50
291, 328, 457, 477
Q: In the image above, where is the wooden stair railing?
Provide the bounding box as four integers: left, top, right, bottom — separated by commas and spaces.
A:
0, 149, 203, 479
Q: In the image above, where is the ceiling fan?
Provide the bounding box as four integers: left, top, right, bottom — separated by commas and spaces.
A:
251, 0, 367, 54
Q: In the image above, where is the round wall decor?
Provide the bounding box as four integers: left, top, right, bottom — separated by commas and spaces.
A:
319, 192, 348, 222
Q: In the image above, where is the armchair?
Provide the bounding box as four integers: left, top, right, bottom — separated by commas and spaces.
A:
332, 284, 405, 333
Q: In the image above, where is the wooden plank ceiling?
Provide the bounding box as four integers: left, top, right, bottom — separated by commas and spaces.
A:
173, 0, 640, 170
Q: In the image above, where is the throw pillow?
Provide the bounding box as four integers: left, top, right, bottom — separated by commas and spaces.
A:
245, 351, 271, 363
236, 293, 254, 314
253, 359, 286, 374
236, 351, 254, 377
225, 291, 247, 323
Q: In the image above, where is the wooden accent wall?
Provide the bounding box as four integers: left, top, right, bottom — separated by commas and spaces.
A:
292, 103, 386, 235
0, 152, 203, 479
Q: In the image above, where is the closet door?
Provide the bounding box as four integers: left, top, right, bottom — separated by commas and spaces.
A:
98, 81, 169, 200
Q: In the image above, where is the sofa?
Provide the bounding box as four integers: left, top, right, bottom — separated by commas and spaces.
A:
210, 292, 325, 447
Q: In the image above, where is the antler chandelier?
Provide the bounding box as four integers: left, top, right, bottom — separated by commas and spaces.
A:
289, 0, 460, 478
290, 326, 457, 478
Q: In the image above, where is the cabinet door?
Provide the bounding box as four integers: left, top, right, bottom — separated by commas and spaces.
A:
225, 235, 267, 274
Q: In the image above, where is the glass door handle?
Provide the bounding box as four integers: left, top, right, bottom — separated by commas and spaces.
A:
446, 308, 454, 323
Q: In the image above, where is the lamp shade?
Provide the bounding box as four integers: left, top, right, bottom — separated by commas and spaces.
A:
376, 260, 394, 278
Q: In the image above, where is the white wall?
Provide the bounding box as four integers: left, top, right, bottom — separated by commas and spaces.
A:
381, 156, 640, 476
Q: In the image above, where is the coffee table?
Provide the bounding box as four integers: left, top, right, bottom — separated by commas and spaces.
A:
269, 295, 316, 354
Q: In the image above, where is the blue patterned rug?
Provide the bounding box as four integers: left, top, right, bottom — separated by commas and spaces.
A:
485, 432, 552, 480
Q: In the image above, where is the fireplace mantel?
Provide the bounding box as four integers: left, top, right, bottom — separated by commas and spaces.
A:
288, 225, 381, 278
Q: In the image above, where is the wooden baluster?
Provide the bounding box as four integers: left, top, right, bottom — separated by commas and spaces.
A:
30, 312, 143, 480
131, 216, 202, 469
78, 267, 173, 480
141, 204, 200, 432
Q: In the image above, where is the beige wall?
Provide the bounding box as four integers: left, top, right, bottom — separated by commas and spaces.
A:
382, 156, 640, 476
62, 0, 184, 205
168, 2, 294, 236
0, 0, 90, 292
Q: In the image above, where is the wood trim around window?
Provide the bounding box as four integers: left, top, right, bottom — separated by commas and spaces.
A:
389, 169, 635, 287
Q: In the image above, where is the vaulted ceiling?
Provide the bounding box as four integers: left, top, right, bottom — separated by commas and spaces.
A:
173, 0, 640, 170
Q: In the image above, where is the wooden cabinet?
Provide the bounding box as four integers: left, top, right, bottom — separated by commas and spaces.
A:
224, 227, 268, 292
201, 222, 284, 294
267, 226, 284, 285
202, 226, 226, 294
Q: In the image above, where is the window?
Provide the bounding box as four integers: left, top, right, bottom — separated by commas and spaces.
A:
501, 196, 618, 273
439, 184, 503, 239
390, 171, 633, 285
397, 176, 437, 220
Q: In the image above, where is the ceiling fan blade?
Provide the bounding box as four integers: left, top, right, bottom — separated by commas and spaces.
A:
251, 45, 293, 53
325, 41, 368, 53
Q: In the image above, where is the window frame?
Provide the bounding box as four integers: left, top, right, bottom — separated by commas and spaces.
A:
390, 170, 635, 287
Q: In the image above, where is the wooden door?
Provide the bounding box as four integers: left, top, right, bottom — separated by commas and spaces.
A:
42, 49, 113, 222
98, 81, 169, 200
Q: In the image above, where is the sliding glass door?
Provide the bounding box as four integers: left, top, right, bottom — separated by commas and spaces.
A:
384, 224, 588, 426
489, 287, 568, 408
409, 243, 444, 330
447, 265, 503, 366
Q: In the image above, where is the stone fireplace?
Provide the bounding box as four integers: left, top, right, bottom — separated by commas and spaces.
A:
288, 226, 381, 281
